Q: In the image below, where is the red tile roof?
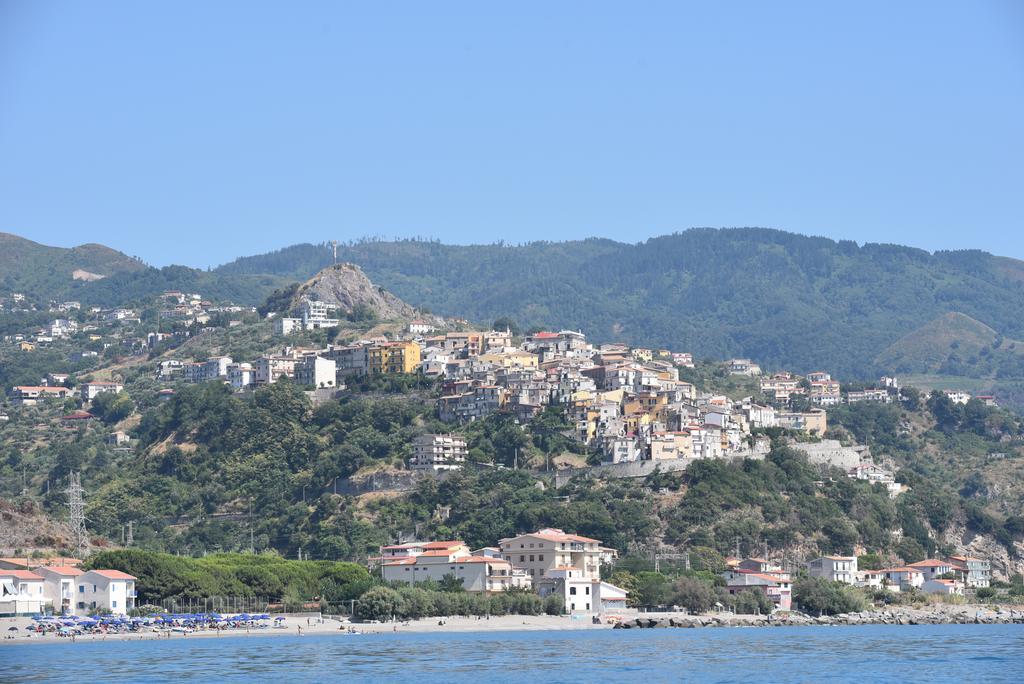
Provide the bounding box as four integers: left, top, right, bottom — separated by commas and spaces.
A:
0, 569, 43, 580
908, 559, 951, 568
38, 566, 83, 576
89, 569, 136, 580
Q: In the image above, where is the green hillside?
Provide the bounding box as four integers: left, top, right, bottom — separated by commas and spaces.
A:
0, 233, 287, 307
0, 232, 147, 299
217, 229, 1024, 380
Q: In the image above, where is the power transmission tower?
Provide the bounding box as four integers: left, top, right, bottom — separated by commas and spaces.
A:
66, 472, 88, 557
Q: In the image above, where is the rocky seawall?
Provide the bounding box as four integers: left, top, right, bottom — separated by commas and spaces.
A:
615, 607, 1024, 629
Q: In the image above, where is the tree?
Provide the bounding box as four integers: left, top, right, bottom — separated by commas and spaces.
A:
733, 589, 774, 615
491, 317, 521, 336
544, 594, 564, 615
670, 577, 717, 613
438, 573, 466, 593
357, 586, 403, 621
896, 538, 927, 564
793, 577, 867, 615
90, 391, 134, 424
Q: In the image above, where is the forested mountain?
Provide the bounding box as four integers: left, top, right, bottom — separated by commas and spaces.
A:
0, 232, 147, 299
0, 233, 287, 307
217, 229, 1024, 381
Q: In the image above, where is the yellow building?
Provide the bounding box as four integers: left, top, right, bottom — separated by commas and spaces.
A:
477, 350, 538, 369
368, 341, 422, 374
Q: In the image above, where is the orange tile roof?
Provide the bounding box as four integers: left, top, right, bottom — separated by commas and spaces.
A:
908, 559, 951, 568
38, 566, 83, 576
89, 569, 136, 580
0, 569, 43, 580
0, 558, 29, 568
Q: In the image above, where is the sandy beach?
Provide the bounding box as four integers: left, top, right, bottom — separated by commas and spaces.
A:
5, 603, 1019, 646
0, 612, 610, 646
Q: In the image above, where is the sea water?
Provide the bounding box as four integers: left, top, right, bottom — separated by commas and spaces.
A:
2, 623, 1022, 682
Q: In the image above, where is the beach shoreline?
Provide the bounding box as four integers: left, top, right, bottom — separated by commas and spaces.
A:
2, 603, 1021, 646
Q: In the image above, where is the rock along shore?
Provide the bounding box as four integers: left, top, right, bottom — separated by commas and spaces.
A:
614, 606, 1024, 629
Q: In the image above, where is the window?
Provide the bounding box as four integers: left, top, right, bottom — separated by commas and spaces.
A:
520, 555, 525, 562
113, 601, 118, 608
585, 586, 590, 595
79, 585, 84, 593
539, 555, 544, 561
77, 602, 85, 609
570, 587, 577, 595
529, 555, 535, 562
93, 585, 97, 591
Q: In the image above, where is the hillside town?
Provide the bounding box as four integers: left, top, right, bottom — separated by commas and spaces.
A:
0, 290, 1013, 623
5, 292, 996, 491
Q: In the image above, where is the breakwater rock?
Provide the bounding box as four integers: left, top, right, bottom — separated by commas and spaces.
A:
613, 608, 1024, 629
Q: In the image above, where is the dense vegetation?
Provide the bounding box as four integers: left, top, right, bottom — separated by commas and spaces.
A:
85, 549, 373, 606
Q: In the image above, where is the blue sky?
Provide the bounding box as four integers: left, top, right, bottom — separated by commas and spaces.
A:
1, 1, 1022, 267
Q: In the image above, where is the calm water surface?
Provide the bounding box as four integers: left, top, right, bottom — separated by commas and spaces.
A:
2, 624, 1022, 682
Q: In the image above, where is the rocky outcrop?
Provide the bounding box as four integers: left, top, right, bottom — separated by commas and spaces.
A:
613, 606, 1024, 630
292, 263, 423, 320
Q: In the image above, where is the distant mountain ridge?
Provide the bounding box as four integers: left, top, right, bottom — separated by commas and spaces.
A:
9, 228, 1024, 396
0, 233, 288, 306
217, 229, 1024, 381
0, 232, 147, 297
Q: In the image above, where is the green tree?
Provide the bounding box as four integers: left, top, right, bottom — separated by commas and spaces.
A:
356, 586, 403, 621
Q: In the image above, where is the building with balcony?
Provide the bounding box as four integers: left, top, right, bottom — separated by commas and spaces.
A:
410, 433, 468, 472
806, 556, 857, 584
0, 569, 49, 616
37, 566, 83, 615
381, 542, 530, 594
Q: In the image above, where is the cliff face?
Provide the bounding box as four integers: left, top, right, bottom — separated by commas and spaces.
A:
293, 263, 420, 320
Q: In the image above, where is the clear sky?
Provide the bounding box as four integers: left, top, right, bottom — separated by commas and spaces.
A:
1, 1, 1022, 268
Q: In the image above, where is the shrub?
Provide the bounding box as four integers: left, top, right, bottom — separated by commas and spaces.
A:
357, 586, 403, 621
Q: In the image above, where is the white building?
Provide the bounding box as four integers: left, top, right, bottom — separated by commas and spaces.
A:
880, 567, 924, 592
227, 363, 255, 389
382, 542, 529, 593
409, 320, 436, 335
922, 579, 964, 595
302, 300, 339, 330
0, 569, 49, 616
36, 566, 83, 615
295, 355, 337, 389
944, 390, 972, 405
410, 433, 467, 471
275, 317, 303, 336
806, 556, 857, 584
499, 529, 605, 582
80, 381, 124, 402
73, 569, 137, 616
534, 567, 628, 614
254, 355, 297, 385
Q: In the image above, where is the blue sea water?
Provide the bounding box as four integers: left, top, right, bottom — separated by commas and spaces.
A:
2, 624, 1022, 682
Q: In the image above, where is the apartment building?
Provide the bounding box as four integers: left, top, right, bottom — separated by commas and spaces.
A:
382, 544, 529, 593
368, 341, 421, 375
499, 528, 604, 581
80, 381, 124, 402
295, 355, 337, 388
806, 556, 858, 584
410, 433, 468, 471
